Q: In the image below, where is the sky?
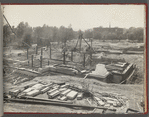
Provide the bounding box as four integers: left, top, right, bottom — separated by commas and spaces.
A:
3, 5, 146, 31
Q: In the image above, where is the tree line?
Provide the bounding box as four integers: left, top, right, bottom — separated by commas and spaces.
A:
3, 22, 77, 48
3, 22, 144, 47
84, 27, 144, 42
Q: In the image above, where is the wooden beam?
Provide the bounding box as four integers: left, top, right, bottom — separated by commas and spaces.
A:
5, 98, 117, 111
83, 53, 86, 67
41, 47, 43, 56
31, 55, 33, 68
71, 51, 73, 61
36, 46, 38, 55
27, 48, 28, 59
50, 44, 51, 59
90, 53, 92, 66
63, 51, 66, 64
40, 56, 42, 68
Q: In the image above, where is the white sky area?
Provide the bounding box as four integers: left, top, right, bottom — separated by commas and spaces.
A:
3, 5, 145, 31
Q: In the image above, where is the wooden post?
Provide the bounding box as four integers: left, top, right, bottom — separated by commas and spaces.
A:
27, 48, 28, 59
40, 55, 42, 68
31, 55, 33, 68
91, 39, 92, 48
50, 44, 51, 59
79, 38, 82, 52
41, 47, 43, 56
63, 51, 65, 64
71, 51, 73, 61
36, 46, 38, 55
90, 53, 92, 66
28, 60, 29, 66
83, 53, 85, 67
48, 60, 49, 65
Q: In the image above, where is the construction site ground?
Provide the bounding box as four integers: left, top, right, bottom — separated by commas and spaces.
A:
4, 75, 144, 113
3, 40, 146, 113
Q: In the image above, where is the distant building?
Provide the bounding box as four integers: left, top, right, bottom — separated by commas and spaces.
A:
93, 26, 124, 40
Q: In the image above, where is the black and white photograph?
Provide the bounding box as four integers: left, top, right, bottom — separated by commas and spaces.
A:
2, 4, 147, 114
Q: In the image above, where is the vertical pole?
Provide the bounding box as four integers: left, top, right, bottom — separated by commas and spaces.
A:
91, 39, 92, 48
41, 47, 43, 56
79, 38, 82, 52
63, 51, 65, 64
36, 46, 38, 55
50, 44, 51, 59
31, 55, 33, 68
28, 60, 29, 66
27, 48, 28, 59
71, 51, 73, 61
48, 60, 49, 65
90, 53, 92, 66
83, 53, 85, 67
40, 55, 42, 68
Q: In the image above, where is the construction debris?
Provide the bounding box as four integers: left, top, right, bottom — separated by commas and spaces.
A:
77, 93, 83, 100
23, 88, 34, 93
5, 79, 141, 114
61, 89, 71, 96
94, 96, 105, 106
66, 90, 78, 100
47, 88, 58, 95
3, 21, 144, 114
48, 90, 60, 99
31, 83, 45, 90
58, 96, 67, 101
26, 89, 40, 97
41, 87, 51, 94
5, 97, 117, 112
8, 59, 136, 85
9, 89, 21, 97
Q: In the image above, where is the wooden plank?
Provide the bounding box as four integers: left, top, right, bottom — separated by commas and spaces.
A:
40, 55, 42, 68
5, 98, 117, 111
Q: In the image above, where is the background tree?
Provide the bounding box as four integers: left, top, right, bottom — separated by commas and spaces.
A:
51, 26, 58, 42
135, 28, 144, 42
16, 22, 25, 39
7, 21, 144, 49
58, 25, 74, 45
15, 22, 33, 47
33, 26, 43, 46
3, 24, 11, 47
22, 33, 32, 48
84, 29, 93, 39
